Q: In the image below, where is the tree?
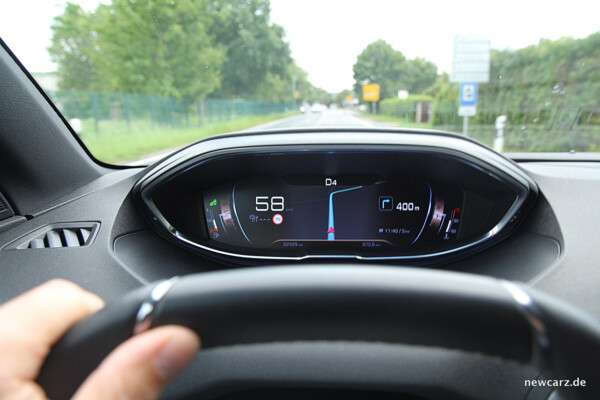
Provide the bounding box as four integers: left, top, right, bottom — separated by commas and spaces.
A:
91, 0, 222, 100
207, 0, 292, 99
353, 40, 439, 103
353, 39, 407, 101
405, 57, 438, 94
424, 73, 458, 125
48, 3, 95, 91
48, 0, 326, 103
467, 32, 600, 119
49, 0, 223, 100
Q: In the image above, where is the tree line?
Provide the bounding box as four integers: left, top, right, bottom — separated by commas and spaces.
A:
49, 0, 328, 104
352, 34, 600, 126
479, 33, 600, 119
352, 39, 438, 101
50, 0, 600, 117
351, 33, 600, 152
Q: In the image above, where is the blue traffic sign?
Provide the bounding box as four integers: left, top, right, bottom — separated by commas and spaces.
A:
460, 83, 478, 106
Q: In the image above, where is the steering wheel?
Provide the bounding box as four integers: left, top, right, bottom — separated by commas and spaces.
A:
36, 266, 600, 400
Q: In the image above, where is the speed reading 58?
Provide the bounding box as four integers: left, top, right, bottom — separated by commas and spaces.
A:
256, 196, 285, 211
397, 202, 420, 211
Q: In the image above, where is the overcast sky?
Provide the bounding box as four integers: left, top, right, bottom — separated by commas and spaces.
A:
1, 0, 598, 93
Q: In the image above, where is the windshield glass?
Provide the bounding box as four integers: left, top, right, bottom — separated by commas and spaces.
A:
1, 1, 599, 164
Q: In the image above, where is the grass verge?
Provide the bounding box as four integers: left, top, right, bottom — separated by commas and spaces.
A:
360, 112, 434, 129
79, 112, 297, 164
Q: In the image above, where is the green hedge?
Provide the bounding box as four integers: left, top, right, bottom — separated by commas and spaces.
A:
380, 95, 434, 119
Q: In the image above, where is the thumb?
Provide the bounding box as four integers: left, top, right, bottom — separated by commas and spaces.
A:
72, 326, 200, 400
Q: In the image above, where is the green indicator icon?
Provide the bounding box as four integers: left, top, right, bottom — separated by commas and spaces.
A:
210, 199, 217, 206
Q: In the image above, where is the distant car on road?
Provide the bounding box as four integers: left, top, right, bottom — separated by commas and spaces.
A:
311, 103, 326, 113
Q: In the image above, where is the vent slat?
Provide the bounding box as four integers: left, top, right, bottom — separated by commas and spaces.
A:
80, 228, 92, 244
63, 229, 81, 247
29, 238, 46, 249
46, 231, 63, 248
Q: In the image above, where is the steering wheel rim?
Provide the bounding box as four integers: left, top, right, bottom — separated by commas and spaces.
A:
36, 266, 600, 400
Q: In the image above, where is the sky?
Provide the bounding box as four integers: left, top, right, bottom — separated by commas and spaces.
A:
1, 0, 599, 93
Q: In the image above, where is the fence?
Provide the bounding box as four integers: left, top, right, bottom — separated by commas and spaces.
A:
47, 90, 294, 135
431, 105, 600, 152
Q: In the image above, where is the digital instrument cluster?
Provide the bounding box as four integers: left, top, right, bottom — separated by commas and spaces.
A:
203, 177, 463, 252
135, 130, 537, 264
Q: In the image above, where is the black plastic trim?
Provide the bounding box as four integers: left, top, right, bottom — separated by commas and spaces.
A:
0, 38, 130, 171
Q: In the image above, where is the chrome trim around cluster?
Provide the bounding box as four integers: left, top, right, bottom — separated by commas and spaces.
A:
133, 277, 179, 335
134, 130, 538, 262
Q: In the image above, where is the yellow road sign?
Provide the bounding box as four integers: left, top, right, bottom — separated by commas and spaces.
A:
362, 84, 380, 102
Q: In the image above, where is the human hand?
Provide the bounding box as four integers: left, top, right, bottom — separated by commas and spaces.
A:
0, 279, 200, 400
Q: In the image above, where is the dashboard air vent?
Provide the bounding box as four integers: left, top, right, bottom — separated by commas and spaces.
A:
27, 227, 92, 249
3, 222, 100, 250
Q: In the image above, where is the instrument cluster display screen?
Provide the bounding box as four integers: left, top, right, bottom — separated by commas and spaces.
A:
203, 176, 463, 253
139, 142, 533, 263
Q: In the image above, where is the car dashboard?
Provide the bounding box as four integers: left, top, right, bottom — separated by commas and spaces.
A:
0, 128, 571, 289
2, 127, 600, 400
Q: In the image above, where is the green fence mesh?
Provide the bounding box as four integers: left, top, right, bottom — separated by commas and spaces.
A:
47, 90, 294, 135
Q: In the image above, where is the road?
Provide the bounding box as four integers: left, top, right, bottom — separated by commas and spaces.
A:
129, 109, 384, 165
244, 108, 380, 131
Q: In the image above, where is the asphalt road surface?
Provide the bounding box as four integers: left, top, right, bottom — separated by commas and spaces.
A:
244, 108, 379, 131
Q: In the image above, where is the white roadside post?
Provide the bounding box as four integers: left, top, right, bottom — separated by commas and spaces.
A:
494, 115, 507, 152
69, 118, 82, 135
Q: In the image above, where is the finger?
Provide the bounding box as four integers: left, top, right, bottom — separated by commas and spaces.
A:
0, 279, 104, 379
72, 326, 200, 400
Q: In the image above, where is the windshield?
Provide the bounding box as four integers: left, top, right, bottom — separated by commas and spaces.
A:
1, 1, 599, 165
